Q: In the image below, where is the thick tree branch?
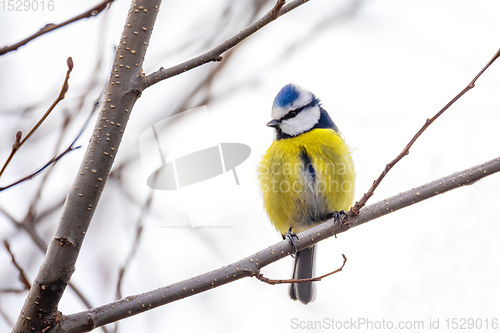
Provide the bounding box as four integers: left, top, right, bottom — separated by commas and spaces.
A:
0, 0, 114, 55
51, 156, 500, 333
11, 1, 161, 332
351, 48, 500, 215
141, 0, 309, 90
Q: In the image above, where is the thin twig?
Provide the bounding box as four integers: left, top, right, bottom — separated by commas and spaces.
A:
350, 48, 500, 215
3, 240, 31, 290
0, 57, 73, 179
0, 145, 80, 192
256, 254, 347, 285
142, 0, 307, 90
0, 0, 114, 55
0, 288, 26, 294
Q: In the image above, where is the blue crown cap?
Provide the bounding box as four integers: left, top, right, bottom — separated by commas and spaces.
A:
273, 84, 300, 108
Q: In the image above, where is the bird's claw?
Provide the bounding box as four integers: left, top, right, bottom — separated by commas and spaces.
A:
324, 210, 349, 225
334, 210, 349, 226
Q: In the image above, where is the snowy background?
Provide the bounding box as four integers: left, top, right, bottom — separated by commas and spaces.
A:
1, 0, 500, 332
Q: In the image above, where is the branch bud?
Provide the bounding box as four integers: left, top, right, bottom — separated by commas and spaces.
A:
67, 57, 74, 71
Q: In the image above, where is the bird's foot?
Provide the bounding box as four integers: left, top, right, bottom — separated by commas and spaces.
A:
285, 228, 299, 257
325, 210, 349, 226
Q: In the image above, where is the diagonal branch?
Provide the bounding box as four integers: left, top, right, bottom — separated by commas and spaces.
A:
51, 156, 500, 333
350, 48, 500, 215
141, 0, 309, 90
0, 0, 114, 55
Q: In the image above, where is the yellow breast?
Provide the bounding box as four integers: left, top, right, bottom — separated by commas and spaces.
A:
258, 128, 355, 235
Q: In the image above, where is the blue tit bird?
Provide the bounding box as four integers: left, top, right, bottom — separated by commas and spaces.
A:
258, 83, 355, 304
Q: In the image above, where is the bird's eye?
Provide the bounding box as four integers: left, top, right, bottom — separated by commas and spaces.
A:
282, 110, 299, 121
281, 102, 312, 121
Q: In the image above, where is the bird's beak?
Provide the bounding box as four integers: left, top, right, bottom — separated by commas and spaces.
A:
266, 119, 280, 128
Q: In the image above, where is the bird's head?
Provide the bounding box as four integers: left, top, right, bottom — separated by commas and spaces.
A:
268, 84, 323, 138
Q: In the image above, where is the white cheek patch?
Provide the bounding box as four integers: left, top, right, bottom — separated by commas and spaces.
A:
280, 105, 321, 136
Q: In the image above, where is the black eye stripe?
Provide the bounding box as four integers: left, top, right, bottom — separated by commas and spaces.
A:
280, 99, 317, 121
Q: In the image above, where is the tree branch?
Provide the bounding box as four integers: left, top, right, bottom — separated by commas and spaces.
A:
0, 0, 114, 55
141, 0, 309, 90
51, 156, 500, 333
350, 48, 500, 215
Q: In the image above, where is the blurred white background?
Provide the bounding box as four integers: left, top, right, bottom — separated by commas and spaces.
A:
1, 0, 500, 332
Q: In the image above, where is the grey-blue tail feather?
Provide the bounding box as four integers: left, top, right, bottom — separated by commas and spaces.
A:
289, 245, 316, 304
